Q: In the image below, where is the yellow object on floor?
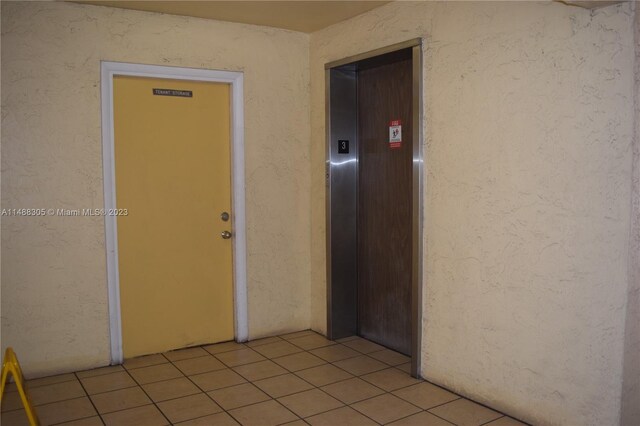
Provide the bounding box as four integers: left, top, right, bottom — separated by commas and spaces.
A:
0, 347, 40, 426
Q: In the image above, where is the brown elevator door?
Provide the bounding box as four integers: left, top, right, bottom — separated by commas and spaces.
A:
357, 55, 413, 355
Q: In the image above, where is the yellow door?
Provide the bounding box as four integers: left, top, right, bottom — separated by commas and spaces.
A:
113, 76, 234, 358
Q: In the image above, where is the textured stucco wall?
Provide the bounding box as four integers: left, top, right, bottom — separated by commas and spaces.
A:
310, 2, 634, 425
621, 3, 640, 425
1, 1, 311, 376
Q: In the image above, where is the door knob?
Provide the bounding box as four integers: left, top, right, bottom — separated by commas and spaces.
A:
221, 211, 230, 222
221, 231, 232, 239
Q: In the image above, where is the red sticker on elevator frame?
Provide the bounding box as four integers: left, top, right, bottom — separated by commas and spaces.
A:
389, 119, 402, 149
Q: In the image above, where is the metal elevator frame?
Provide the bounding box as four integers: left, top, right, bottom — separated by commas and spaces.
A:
324, 38, 424, 378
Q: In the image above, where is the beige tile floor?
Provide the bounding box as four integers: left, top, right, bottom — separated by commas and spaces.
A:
1, 331, 527, 426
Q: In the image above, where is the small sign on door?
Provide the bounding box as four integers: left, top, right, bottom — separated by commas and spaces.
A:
389, 120, 402, 149
152, 88, 193, 98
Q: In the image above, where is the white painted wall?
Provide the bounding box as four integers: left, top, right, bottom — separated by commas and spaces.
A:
310, 2, 635, 425
1, 1, 311, 377
621, 3, 640, 425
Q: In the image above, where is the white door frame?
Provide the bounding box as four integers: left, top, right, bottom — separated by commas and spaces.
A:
100, 61, 248, 364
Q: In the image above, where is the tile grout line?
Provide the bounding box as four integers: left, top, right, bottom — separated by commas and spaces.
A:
167, 356, 240, 425
6, 334, 383, 423
267, 354, 326, 375
232, 367, 292, 384
261, 339, 430, 417
307, 405, 381, 426
391, 408, 458, 426
332, 389, 423, 422
123, 341, 247, 369
202, 344, 250, 358
303, 373, 355, 389
131, 380, 202, 406
265, 341, 386, 379
4, 396, 103, 426
125, 361, 264, 392
75, 366, 128, 380
48, 411, 106, 426
202, 342, 302, 424
288, 342, 441, 425
72, 372, 106, 426
89, 354, 484, 426
219, 346, 297, 383
319, 366, 389, 396
118, 358, 174, 426
213, 385, 293, 426
11, 382, 96, 410
3, 375, 78, 394
77, 383, 140, 398
22, 332, 525, 426
275, 419, 310, 426
423, 396, 463, 412
270, 397, 305, 424
168, 346, 308, 425
296, 360, 353, 376
165, 354, 216, 365
385, 389, 467, 425
423, 383, 530, 426
216, 351, 271, 369
478, 414, 507, 426
210, 347, 269, 370
307, 343, 375, 363
2, 391, 104, 426
124, 350, 279, 393
327, 357, 389, 378
197, 337, 340, 425
266, 343, 386, 426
